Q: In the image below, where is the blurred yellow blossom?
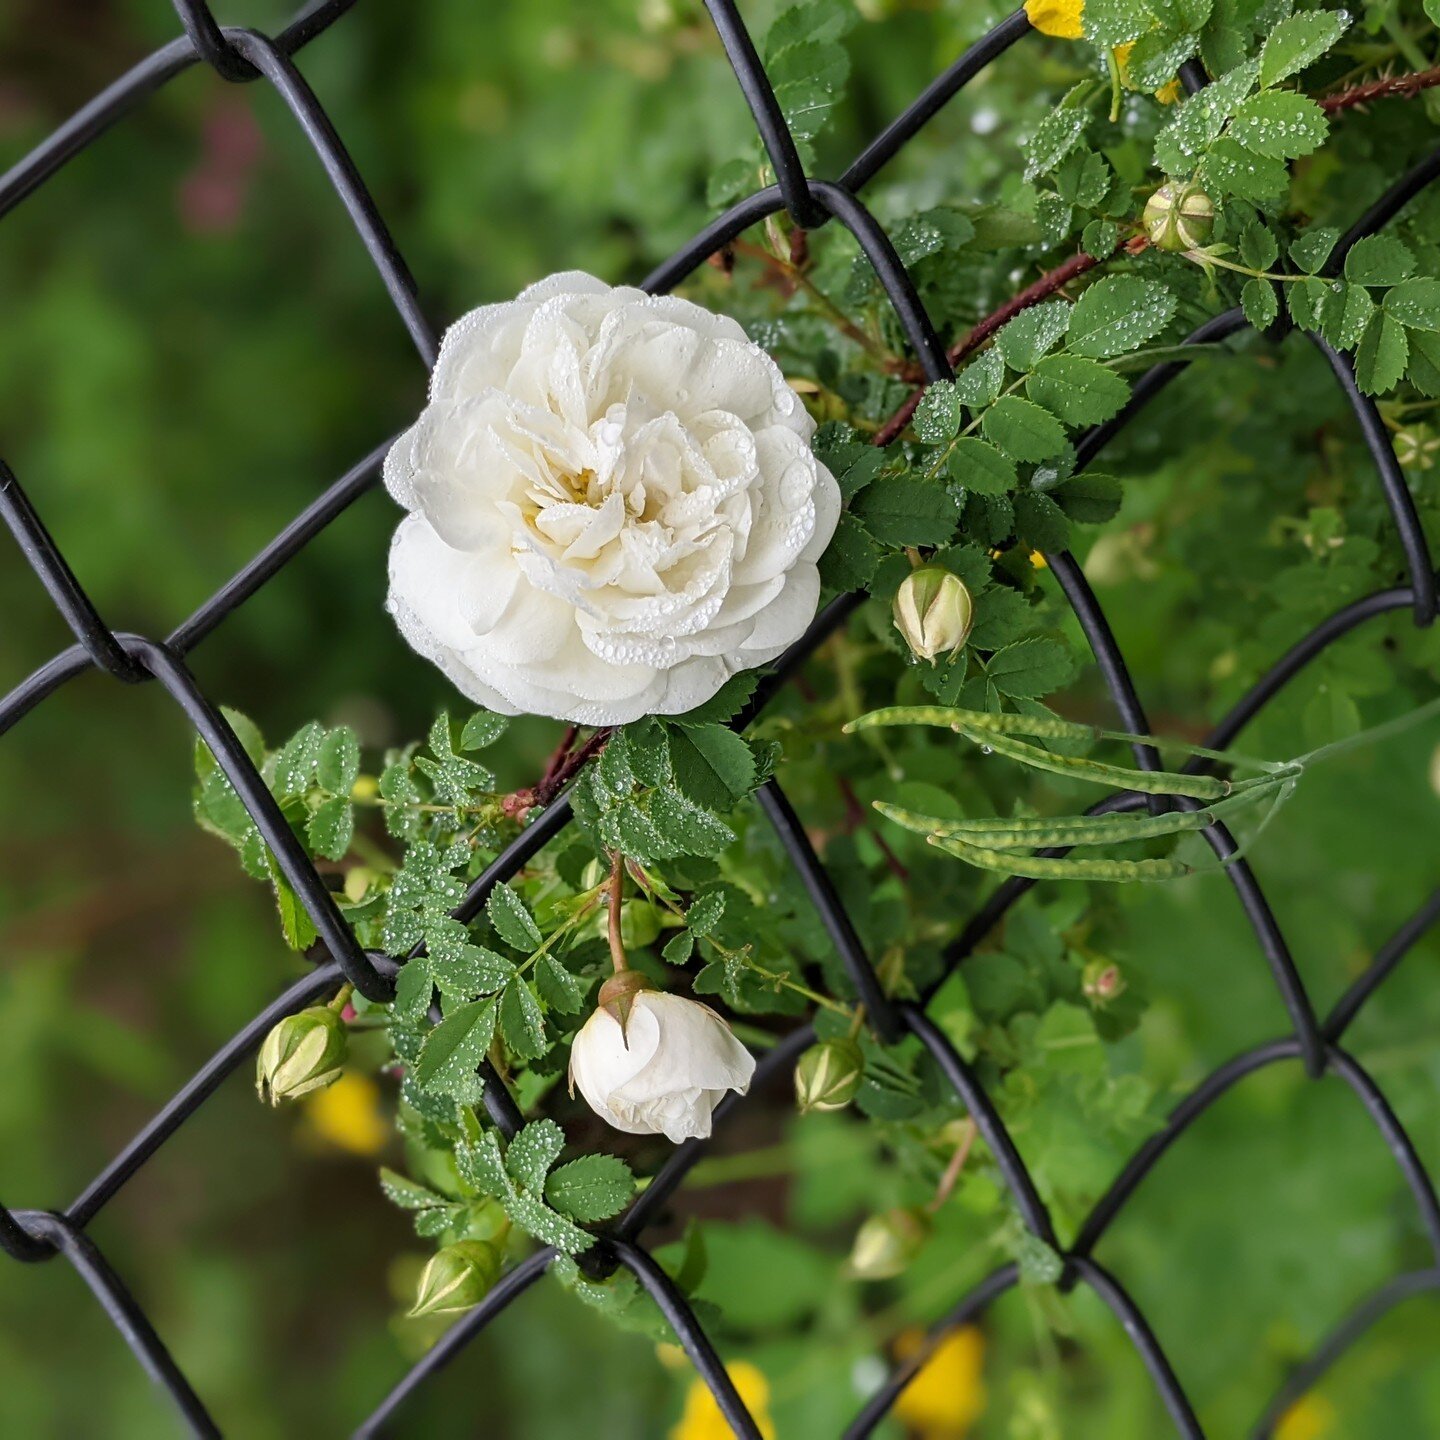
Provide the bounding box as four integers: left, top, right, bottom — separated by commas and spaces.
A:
1275, 1395, 1337, 1440
893, 1325, 987, 1438
1025, 0, 1083, 38
671, 1361, 776, 1440
302, 1071, 388, 1156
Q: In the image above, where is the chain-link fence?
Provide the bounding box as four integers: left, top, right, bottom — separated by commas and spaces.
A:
2, 2, 1438, 1435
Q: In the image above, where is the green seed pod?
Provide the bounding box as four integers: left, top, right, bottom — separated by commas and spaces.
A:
794, 1037, 865, 1114
255, 1005, 347, 1105
847, 1206, 931, 1280
893, 565, 974, 665
1142, 182, 1215, 252
409, 1240, 502, 1318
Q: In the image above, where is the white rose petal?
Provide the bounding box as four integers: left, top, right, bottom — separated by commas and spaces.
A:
384, 272, 840, 725
568, 991, 756, 1144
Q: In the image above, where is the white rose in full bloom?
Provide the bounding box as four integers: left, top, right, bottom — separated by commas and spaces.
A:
568, 990, 756, 1143
383, 271, 841, 725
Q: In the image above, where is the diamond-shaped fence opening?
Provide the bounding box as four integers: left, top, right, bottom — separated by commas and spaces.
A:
1, 2, 1438, 1437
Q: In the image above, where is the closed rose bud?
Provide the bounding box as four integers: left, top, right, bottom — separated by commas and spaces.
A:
1142, 182, 1215, 252
848, 1206, 931, 1280
255, 1005, 347, 1105
1082, 960, 1126, 1005
408, 1240, 502, 1318
794, 1038, 865, 1114
893, 566, 974, 665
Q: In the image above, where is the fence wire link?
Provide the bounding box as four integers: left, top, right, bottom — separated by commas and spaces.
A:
1, 2, 1438, 1435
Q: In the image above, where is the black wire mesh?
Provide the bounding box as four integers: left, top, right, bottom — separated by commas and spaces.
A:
1, 3, 1438, 1436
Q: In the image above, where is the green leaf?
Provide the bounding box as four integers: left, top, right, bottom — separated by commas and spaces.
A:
1013, 491, 1072, 552
379, 761, 424, 841
852, 475, 960, 546
668, 725, 757, 810
506, 1118, 566, 1192
953, 349, 1005, 407
947, 438, 1017, 496
1407, 329, 1440, 396
1383, 278, 1440, 332
1289, 226, 1339, 275
996, 300, 1071, 373
499, 980, 548, 1060
1344, 236, 1415, 288
663, 931, 695, 964
536, 954, 585, 1014
985, 638, 1075, 698
414, 996, 498, 1094
670, 672, 760, 728
1055, 473, 1122, 524
686, 890, 727, 936
1257, 9, 1347, 89
1026, 355, 1130, 425
1067, 277, 1176, 359
1354, 310, 1408, 396
650, 787, 735, 857
1227, 92, 1327, 159
1200, 138, 1289, 203
1153, 60, 1258, 176
487, 883, 543, 951
315, 727, 360, 795
460, 711, 509, 750
1238, 222, 1279, 272
545, 1155, 636, 1223
274, 721, 324, 797
306, 795, 354, 862
819, 512, 882, 592
1082, 0, 1151, 48
1317, 281, 1373, 349
913, 381, 963, 443
1024, 107, 1089, 183
1241, 277, 1278, 330
379, 1168, 449, 1211
982, 396, 1069, 463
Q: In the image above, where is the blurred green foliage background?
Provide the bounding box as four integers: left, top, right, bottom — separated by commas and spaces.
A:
0, 1, 1436, 1436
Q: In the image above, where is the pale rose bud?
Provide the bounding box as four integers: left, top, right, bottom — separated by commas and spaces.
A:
1142, 182, 1215, 252
408, 1240, 501, 1317
569, 982, 755, 1143
848, 1206, 931, 1280
255, 1005, 347, 1105
893, 565, 974, 665
1082, 960, 1126, 1005
794, 1038, 865, 1114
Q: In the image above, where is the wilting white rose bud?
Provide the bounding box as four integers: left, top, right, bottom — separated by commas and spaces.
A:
893, 565, 974, 664
409, 1240, 502, 1318
255, 1005, 347, 1105
569, 979, 755, 1143
383, 271, 840, 725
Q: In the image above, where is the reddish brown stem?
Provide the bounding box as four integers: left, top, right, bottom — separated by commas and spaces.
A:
1320, 65, 1440, 112
606, 848, 628, 973
872, 235, 1150, 447
537, 727, 610, 806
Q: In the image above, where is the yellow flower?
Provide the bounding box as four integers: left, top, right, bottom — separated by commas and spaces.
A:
1025, 0, 1084, 38
1275, 1395, 1337, 1440
301, 1071, 388, 1156
893, 1325, 987, 1438
671, 1361, 777, 1440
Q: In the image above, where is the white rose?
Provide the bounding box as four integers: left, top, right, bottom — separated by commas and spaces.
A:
383, 271, 841, 725
568, 990, 756, 1143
